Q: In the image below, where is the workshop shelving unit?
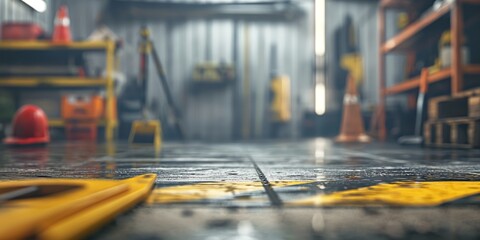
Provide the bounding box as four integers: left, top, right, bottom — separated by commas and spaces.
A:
377, 0, 480, 139
0, 41, 117, 141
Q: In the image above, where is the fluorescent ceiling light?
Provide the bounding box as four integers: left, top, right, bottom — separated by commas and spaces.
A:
315, 82, 326, 115
314, 0, 325, 56
21, 0, 47, 13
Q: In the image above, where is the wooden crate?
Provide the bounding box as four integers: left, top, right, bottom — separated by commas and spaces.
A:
428, 88, 480, 120
424, 118, 480, 148
428, 95, 451, 120
469, 96, 480, 118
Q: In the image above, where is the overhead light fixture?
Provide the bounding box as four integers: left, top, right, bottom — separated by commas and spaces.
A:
314, 0, 325, 56
315, 82, 326, 115
314, 0, 326, 116
21, 0, 47, 13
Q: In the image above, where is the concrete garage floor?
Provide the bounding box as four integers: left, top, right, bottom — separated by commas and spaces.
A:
2, 139, 480, 239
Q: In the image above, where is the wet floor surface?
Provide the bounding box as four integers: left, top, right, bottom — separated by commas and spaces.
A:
2, 138, 480, 239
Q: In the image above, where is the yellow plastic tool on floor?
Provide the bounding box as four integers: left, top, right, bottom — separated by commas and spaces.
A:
129, 120, 162, 148
0, 174, 156, 240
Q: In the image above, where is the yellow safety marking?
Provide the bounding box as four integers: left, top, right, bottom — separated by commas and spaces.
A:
290, 181, 480, 207
43, 174, 156, 240
147, 181, 312, 204
0, 174, 156, 240
128, 120, 162, 149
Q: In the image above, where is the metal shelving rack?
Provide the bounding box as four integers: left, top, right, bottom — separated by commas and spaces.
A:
377, 0, 480, 140
0, 40, 117, 141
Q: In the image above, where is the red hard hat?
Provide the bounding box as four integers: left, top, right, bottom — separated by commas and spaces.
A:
4, 105, 50, 146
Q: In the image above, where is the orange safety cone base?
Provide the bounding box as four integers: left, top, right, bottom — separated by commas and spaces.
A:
335, 75, 371, 144
335, 134, 371, 143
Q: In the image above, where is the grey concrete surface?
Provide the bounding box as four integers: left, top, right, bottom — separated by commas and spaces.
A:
1, 138, 480, 239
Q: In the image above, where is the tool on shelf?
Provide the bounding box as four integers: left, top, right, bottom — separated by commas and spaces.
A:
0, 174, 156, 240
192, 62, 235, 85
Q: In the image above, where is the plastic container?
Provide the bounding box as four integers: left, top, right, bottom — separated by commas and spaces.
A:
61, 95, 103, 121
1, 23, 44, 40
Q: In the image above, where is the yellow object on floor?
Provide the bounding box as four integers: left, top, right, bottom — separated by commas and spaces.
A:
290, 181, 480, 207
128, 120, 162, 148
0, 174, 156, 240
147, 181, 312, 204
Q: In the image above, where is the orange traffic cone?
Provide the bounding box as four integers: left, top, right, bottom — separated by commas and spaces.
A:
336, 75, 370, 143
52, 5, 72, 43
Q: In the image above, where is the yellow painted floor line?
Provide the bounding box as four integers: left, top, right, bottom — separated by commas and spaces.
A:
0, 174, 156, 240
147, 181, 312, 204
289, 181, 480, 207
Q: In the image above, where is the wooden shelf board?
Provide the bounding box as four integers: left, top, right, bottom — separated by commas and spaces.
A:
381, 4, 451, 53
381, 0, 412, 9
384, 65, 480, 95
49, 119, 117, 127
0, 77, 107, 87
425, 143, 473, 149
460, 0, 480, 5
427, 116, 480, 124
49, 119, 66, 127
0, 41, 112, 51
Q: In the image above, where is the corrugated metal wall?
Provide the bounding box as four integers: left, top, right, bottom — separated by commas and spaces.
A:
0, 0, 53, 32
114, 12, 315, 141
52, 0, 315, 141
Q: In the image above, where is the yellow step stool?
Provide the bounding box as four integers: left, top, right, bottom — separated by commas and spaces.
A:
128, 120, 162, 148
